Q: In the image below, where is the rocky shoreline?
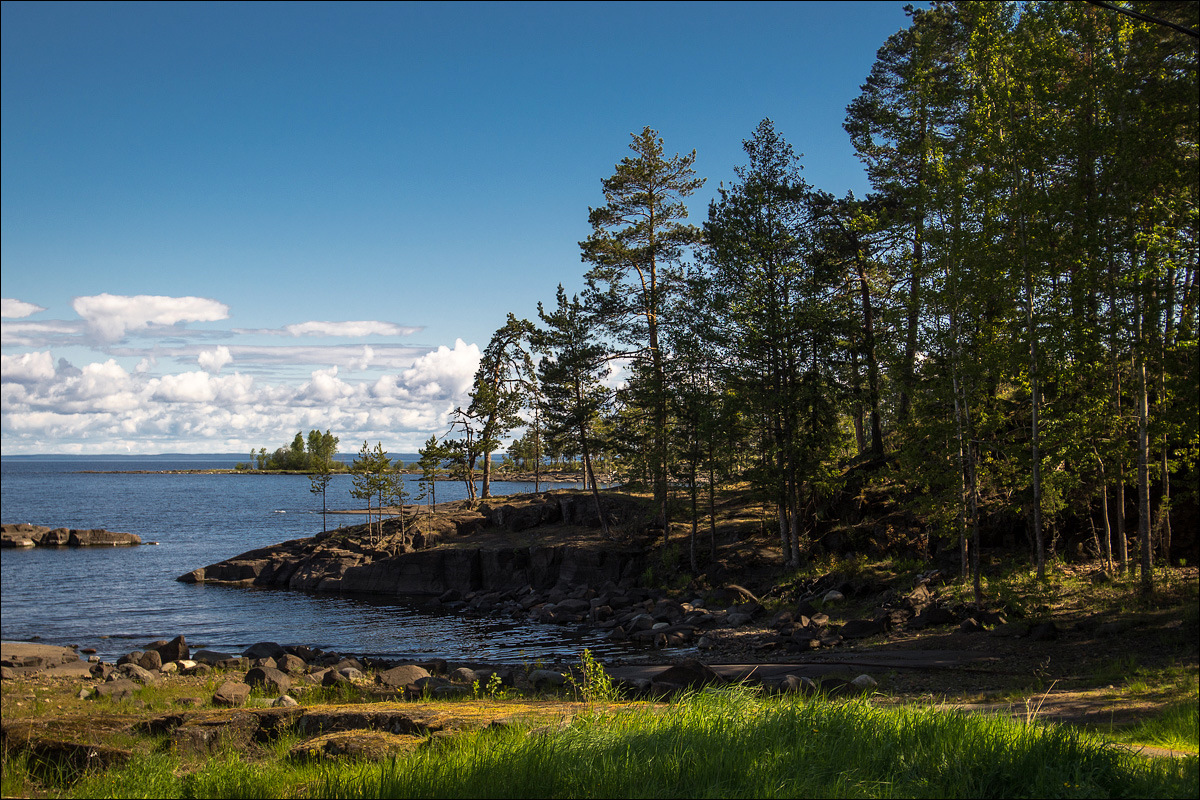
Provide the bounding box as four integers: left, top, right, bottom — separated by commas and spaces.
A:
0, 523, 143, 548
175, 491, 1011, 663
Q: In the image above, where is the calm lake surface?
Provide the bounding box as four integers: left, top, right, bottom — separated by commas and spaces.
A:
0, 455, 639, 664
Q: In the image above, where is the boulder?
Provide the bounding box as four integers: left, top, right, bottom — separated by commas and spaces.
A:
838, 618, 888, 639
779, 674, 818, 694
851, 674, 879, 692
212, 681, 251, 707
192, 649, 235, 665
449, 667, 480, 684
117, 663, 158, 685
154, 635, 189, 662
909, 607, 955, 629
93, 679, 138, 701
243, 642, 287, 660
246, 666, 292, 696
116, 651, 144, 666
322, 668, 353, 687
377, 664, 431, 688
137, 650, 163, 671
277, 654, 309, 674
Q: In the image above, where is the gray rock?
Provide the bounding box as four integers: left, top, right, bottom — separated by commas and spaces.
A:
94, 679, 138, 700
213, 681, 251, 707
377, 664, 431, 688
154, 635, 189, 662
851, 674, 878, 692
338, 667, 364, 680
246, 666, 292, 695
780, 674, 818, 694
449, 667, 480, 684
243, 642, 287, 660
137, 649, 163, 671
117, 663, 158, 685
116, 650, 144, 666
276, 653, 308, 674
322, 668, 352, 687
192, 649, 235, 665
823, 590, 845, 604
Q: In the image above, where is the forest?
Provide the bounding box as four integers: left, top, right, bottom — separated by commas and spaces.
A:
436, 1, 1197, 595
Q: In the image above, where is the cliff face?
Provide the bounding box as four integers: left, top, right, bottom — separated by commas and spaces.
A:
177, 493, 647, 597
179, 541, 644, 597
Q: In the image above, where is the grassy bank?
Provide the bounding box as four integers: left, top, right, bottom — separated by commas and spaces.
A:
4, 687, 1195, 799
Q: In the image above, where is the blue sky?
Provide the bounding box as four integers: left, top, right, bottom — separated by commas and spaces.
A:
2, 0, 918, 456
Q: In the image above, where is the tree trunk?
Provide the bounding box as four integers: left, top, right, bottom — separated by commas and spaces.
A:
1137, 298, 1153, 592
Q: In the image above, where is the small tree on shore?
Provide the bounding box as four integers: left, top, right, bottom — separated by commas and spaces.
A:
308, 430, 339, 533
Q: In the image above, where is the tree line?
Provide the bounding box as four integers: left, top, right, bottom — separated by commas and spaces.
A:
433, 0, 1196, 593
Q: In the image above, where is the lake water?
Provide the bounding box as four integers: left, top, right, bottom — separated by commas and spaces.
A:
0, 455, 638, 664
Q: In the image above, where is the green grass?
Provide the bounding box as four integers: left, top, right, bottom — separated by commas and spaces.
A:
9, 687, 1195, 799
1102, 699, 1200, 754
318, 687, 1198, 799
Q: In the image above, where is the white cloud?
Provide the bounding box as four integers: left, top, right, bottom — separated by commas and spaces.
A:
1, 298, 47, 319
0, 340, 484, 455
0, 351, 56, 384
348, 345, 374, 371
198, 345, 233, 374
0, 319, 85, 348
280, 321, 422, 338
399, 338, 480, 399
72, 294, 230, 343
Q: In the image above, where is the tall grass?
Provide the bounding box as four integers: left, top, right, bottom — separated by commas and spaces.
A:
319, 686, 1198, 799
21, 687, 1195, 799
1105, 699, 1200, 754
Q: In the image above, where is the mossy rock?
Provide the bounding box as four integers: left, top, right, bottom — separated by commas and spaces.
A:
288, 730, 425, 762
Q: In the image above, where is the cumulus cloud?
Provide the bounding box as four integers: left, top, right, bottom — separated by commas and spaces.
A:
72, 294, 230, 343
0, 351, 57, 384
1, 299, 47, 319
398, 338, 481, 399
198, 345, 233, 374
0, 340, 484, 455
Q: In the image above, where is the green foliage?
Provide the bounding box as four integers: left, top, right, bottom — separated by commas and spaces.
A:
566, 649, 622, 705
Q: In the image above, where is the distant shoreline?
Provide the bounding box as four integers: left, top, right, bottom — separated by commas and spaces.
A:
74, 469, 606, 484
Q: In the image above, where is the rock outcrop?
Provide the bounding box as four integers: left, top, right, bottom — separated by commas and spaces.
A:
177, 494, 646, 598
1, 524, 141, 548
